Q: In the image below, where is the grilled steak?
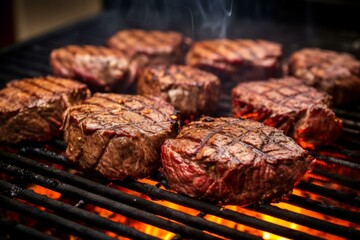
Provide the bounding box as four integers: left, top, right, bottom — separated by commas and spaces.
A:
107, 29, 192, 67
288, 48, 360, 106
161, 116, 314, 206
63, 93, 179, 179
185, 39, 282, 83
50, 45, 136, 92
231, 77, 343, 149
137, 64, 221, 116
0, 76, 90, 144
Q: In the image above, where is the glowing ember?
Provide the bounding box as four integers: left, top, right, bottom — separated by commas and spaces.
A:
28, 185, 61, 200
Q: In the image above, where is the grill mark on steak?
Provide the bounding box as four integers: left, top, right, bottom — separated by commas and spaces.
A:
180, 120, 280, 161
84, 45, 100, 56
92, 94, 169, 131
34, 77, 69, 90
142, 31, 181, 46
138, 94, 177, 120
23, 80, 57, 94
126, 31, 168, 50
175, 133, 248, 166
199, 42, 226, 60
220, 40, 248, 61
82, 100, 164, 137
234, 40, 258, 60
9, 82, 43, 99
139, 32, 172, 46
254, 40, 272, 56
238, 80, 312, 113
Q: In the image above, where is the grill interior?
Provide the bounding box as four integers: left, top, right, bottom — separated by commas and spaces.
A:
0, 10, 360, 240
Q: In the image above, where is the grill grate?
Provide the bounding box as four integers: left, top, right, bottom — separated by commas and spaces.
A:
1, 10, 360, 240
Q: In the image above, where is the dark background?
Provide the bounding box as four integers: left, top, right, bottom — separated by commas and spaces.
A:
103, 0, 360, 30
1, 0, 359, 48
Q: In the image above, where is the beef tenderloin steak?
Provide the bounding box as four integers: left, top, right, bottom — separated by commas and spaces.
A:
161, 117, 314, 206
232, 77, 343, 149
288, 48, 360, 106
107, 29, 192, 67
137, 64, 221, 115
0, 76, 90, 144
50, 45, 134, 92
185, 39, 282, 82
63, 93, 180, 179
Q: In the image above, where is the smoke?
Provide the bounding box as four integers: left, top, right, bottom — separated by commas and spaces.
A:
117, 0, 234, 40
194, 0, 234, 39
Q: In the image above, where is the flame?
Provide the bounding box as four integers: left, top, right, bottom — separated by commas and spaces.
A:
29, 185, 62, 200
26, 185, 61, 211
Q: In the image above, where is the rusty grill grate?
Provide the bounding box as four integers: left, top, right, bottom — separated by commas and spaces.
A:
0, 10, 360, 240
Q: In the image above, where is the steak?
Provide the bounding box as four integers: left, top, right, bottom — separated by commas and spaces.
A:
62, 93, 180, 179
0, 76, 90, 144
161, 116, 314, 206
50, 45, 136, 92
137, 64, 221, 116
288, 48, 360, 106
185, 39, 282, 83
107, 29, 192, 67
231, 77, 343, 149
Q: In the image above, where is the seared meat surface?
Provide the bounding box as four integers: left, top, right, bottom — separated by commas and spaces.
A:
108, 29, 192, 67
288, 48, 360, 106
161, 116, 314, 206
63, 93, 179, 179
137, 64, 221, 115
0, 76, 90, 144
185, 39, 282, 82
50, 45, 134, 92
232, 77, 343, 149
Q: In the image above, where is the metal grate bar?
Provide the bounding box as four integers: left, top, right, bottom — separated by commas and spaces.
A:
0, 195, 114, 240
333, 108, 360, 120
321, 146, 360, 159
0, 218, 57, 240
309, 152, 360, 170
297, 181, 360, 207
310, 168, 360, 190
0, 180, 159, 240
286, 194, 360, 224
250, 204, 360, 239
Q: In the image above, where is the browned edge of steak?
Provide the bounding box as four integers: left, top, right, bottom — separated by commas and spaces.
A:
137, 64, 221, 116
0, 76, 91, 144
161, 116, 314, 206
231, 77, 343, 149
62, 93, 180, 180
